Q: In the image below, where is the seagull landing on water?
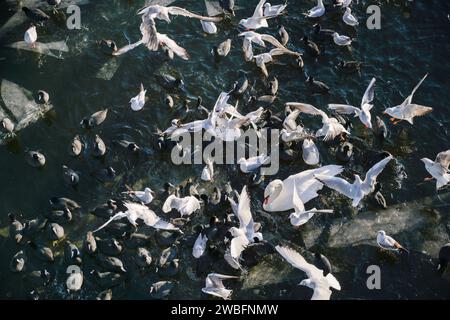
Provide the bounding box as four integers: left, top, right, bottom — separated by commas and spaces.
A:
377, 230, 409, 254
383, 74, 433, 125
275, 245, 341, 300
421, 149, 450, 190
202, 273, 239, 300
315, 154, 394, 207
130, 83, 146, 111
328, 77, 376, 129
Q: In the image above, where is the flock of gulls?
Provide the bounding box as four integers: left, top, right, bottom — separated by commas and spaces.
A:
2, 0, 450, 300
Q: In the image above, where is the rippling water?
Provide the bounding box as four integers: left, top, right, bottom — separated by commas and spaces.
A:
0, 0, 449, 299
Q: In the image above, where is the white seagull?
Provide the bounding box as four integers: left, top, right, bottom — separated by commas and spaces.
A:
383, 74, 432, 124
202, 273, 239, 300
377, 230, 409, 253
263, 2, 288, 16
421, 149, 450, 190
239, 30, 288, 61
342, 7, 358, 26
304, 0, 325, 18
315, 154, 394, 207
286, 103, 350, 141
130, 83, 146, 111
275, 245, 341, 300
252, 48, 300, 77
162, 194, 201, 217
239, 0, 281, 30
201, 158, 214, 181
201, 20, 217, 34
289, 183, 333, 227
122, 187, 155, 204
237, 154, 270, 173
328, 77, 376, 129
137, 4, 223, 23
263, 165, 343, 212
24, 25, 37, 48
302, 138, 320, 165
192, 232, 208, 258
92, 202, 181, 233
228, 186, 263, 262
332, 32, 352, 46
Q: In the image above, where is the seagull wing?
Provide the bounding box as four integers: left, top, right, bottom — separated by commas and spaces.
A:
328, 104, 360, 115
286, 103, 329, 122
406, 73, 428, 105
275, 245, 323, 279
361, 155, 393, 193
157, 33, 190, 60
252, 0, 267, 18
140, 14, 159, 51
112, 40, 144, 56
237, 186, 254, 237
230, 234, 250, 258
361, 77, 376, 106
284, 109, 301, 131
314, 174, 354, 199
92, 212, 128, 233
260, 34, 285, 49
168, 6, 223, 21
436, 149, 450, 169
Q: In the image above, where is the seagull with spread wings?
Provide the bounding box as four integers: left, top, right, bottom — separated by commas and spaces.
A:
252, 48, 300, 77
328, 77, 376, 129
286, 103, 350, 141
227, 186, 263, 264
92, 202, 181, 233
202, 273, 239, 300
238, 30, 291, 61
384, 74, 433, 124
421, 149, 450, 190
275, 245, 341, 300
315, 154, 394, 207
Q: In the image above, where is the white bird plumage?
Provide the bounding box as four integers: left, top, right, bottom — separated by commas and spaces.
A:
122, 187, 155, 204
304, 0, 325, 18
192, 232, 208, 258
328, 77, 376, 129
202, 273, 239, 300
384, 74, 432, 124
237, 154, 270, 173
24, 25, 37, 47
92, 202, 181, 233
162, 194, 201, 217
342, 7, 359, 26
332, 32, 352, 46
286, 103, 350, 141
421, 149, 450, 190
315, 154, 394, 207
275, 245, 341, 300
130, 83, 146, 111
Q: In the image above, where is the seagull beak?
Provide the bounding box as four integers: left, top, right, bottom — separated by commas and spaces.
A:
263, 196, 269, 205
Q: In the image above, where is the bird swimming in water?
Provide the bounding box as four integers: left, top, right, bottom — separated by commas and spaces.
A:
26, 150, 46, 168
342, 7, 359, 26
130, 83, 146, 111
304, 0, 325, 18
80, 109, 108, 129
239, 0, 283, 30
212, 39, 232, 58
332, 32, 352, 46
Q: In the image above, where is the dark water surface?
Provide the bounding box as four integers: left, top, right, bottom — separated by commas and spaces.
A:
0, 0, 449, 299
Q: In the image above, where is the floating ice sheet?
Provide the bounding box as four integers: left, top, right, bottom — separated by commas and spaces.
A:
0, 79, 53, 135
0, 0, 90, 39
5, 41, 69, 59
96, 58, 120, 81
